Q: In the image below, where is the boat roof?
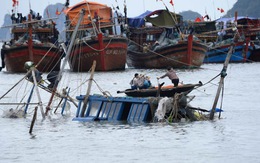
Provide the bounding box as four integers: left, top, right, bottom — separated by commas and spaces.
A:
64, 0, 112, 26
127, 9, 182, 28
127, 10, 152, 28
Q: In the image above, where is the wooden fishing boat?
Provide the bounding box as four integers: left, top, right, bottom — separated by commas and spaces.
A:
127, 10, 207, 69
64, 0, 128, 72
1, 14, 62, 73
193, 15, 260, 63
204, 40, 253, 63
117, 82, 202, 97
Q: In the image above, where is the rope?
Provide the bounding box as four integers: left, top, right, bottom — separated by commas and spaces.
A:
82, 36, 114, 52
92, 80, 112, 97
127, 38, 203, 68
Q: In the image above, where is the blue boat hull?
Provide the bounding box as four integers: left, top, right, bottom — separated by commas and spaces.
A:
73, 95, 155, 123
204, 44, 253, 63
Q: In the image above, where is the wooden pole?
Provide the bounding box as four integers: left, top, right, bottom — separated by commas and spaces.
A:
80, 61, 96, 117
210, 11, 239, 120
28, 14, 33, 62
187, 34, 193, 66
45, 9, 86, 116
209, 44, 234, 120
31, 67, 45, 119
29, 106, 38, 134
98, 33, 105, 71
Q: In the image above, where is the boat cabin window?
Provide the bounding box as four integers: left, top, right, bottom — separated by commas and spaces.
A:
108, 103, 121, 120
128, 103, 150, 122
146, 34, 155, 41
88, 101, 102, 116
99, 102, 112, 119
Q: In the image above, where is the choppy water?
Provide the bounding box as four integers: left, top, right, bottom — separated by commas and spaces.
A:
0, 62, 260, 163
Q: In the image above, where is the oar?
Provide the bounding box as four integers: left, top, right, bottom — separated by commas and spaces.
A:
187, 106, 209, 112
117, 90, 134, 94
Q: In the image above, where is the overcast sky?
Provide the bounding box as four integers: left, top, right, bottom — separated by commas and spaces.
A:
1, 0, 237, 25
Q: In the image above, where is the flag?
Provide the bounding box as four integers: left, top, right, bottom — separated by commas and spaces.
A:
204, 14, 209, 20
56, 8, 61, 15
12, 0, 18, 7
217, 8, 225, 13
195, 17, 202, 22
169, 0, 174, 6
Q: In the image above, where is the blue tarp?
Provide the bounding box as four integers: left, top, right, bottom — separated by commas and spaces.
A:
127, 10, 152, 28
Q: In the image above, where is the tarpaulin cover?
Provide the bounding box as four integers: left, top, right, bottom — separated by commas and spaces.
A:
127, 10, 152, 28
64, 0, 112, 26
145, 9, 182, 27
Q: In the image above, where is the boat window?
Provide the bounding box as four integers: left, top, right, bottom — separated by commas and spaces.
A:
88, 101, 102, 116
140, 104, 149, 121
99, 102, 112, 119
128, 104, 150, 122
108, 103, 118, 119
146, 34, 155, 41
128, 104, 138, 120
113, 103, 122, 120
135, 105, 143, 120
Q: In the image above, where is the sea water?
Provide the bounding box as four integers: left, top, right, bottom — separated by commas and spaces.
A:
0, 62, 260, 163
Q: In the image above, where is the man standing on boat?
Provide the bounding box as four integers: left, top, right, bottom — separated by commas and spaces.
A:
157, 67, 179, 87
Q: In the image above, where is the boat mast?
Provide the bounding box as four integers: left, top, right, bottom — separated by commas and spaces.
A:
85, 2, 106, 70
80, 61, 96, 117
28, 14, 34, 62
210, 12, 239, 120
45, 9, 86, 116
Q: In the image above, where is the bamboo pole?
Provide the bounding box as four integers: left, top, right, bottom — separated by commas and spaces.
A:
29, 106, 38, 134
45, 9, 86, 116
80, 61, 96, 117
209, 12, 239, 120
31, 68, 45, 119
209, 43, 235, 120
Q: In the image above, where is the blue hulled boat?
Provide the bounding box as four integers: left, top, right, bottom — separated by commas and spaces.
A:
73, 95, 155, 123
72, 94, 208, 123
204, 40, 253, 63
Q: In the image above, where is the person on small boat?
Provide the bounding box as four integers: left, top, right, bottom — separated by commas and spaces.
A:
157, 67, 179, 87
24, 61, 43, 83
130, 73, 152, 89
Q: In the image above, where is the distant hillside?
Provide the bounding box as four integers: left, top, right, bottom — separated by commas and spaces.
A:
0, 15, 12, 41
179, 10, 202, 21
180, 0, 260, 20
225, 0, 260, 17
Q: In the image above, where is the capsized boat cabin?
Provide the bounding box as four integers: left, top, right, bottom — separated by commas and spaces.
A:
73, 94, 208, 123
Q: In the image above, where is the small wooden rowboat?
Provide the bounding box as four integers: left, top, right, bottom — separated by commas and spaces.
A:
117, 82, 202, 97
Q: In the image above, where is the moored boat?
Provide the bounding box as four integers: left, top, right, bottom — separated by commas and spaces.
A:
64, 0, 128, 72
126, 10, 208, 69
1, 8, 62, 73
193, 15, 260, 63
204, 39, 253, 63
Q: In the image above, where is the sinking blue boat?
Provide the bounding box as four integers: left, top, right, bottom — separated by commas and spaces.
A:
204, 41, 253, 63
73, 95, 155, 123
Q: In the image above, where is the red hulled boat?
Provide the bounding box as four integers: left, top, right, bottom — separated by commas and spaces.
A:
64, 0, 128, 72
1, 13, 62, 73
126, 10, 207, 69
